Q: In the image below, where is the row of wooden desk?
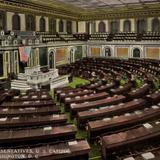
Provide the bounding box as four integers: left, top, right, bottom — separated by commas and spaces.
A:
0, 114, 67, 128
0, 124, 77, 146
0, 89, 19, 104
96, 82, 115, 93
119, 147, 160, 160
54, 84, 160, 159
0, 100, 55, 108
6, 140, 91, 160
55, 87, 83, 100
127, 83, 150, 99
0, 106, 60, 117
77, 98, 146, 128
88, 103, 160, 140
64, 92, 109, 110
110, 82, 133, 95
0, 89, 91, 159
26, 90, 49, 96
70, 95, 126, 117
59, 89, 94, 103
85, 81, 102, 90
57, 57, 160, 160
11, 94, 52, 102
101, 121, 160, 160
146, 89, 160, 104
3, 140, 90, 160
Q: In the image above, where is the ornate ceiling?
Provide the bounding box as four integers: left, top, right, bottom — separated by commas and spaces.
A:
0, 0, 160, 20
55, 0, 160, 9
31, 0, 160, 19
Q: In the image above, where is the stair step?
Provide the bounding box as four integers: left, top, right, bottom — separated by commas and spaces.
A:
11, 79, 31, 91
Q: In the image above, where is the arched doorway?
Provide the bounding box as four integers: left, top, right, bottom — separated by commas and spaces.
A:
86, 22, 90, 34
133, 48, 141, 58
67, 21, 72, 34
49, 18, 56, 34
137, 19, 146, 33
40, 17, 46, 32
104, 47, 112, 57
26, 14, 35, 31
0, 13, 5, 30
152, 18, 160, 32
98, 21, 106, 33
70, 48, 74, 63
124, 20, 131, 32
12, 14, 20, 31
49, 51, 55, 68
69, 48, 76, 63
91, 22, 96, 33
59, 20, 64, 32
110, 21, 119, 33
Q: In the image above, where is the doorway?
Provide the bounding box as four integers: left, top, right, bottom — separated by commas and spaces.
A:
104, 47, 112, 57
49, 51, 55, 68
133, 48, 141, 58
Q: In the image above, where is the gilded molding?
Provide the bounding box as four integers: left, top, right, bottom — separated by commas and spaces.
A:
0, 0, 79, 20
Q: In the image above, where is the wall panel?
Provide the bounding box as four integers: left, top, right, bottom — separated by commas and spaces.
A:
56, 48, 68, 65
146, 48, 160, 59
117, 48, 129, 58
90, 47, 101, 57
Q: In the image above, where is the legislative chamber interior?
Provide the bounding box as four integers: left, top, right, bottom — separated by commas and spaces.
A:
0, 0, 160, 160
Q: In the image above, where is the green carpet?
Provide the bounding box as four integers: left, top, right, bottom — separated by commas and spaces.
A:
69, 77, 90, 88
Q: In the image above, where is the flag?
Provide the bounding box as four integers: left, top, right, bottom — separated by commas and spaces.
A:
19, 46, 32, 63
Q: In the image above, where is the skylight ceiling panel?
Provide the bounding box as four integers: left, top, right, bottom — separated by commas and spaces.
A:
79, 4, 91, 8
141, 0, 159, 2
67, 0, 78, 2
140, 0, 160, 5
56, 0, 63, 1
120, 0, 139, 4
97, 3, 109, 7
99, 0, 122, 5
90, 3, 100, 6
113, 4, 126, 7
54, 0, 160, 9
90, 0, 99, 3
72, 1, 84, 5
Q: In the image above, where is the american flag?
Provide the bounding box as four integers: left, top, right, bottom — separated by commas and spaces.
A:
19, 46, 31, 63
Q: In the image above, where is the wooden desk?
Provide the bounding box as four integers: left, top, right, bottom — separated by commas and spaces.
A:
127, 84, 150, 99
0, 114, 67, 128
102, 122, 160, 160
0, 106, 60, 117
70, 95, 126, 117
54, 86, 71, 96
96, 83, 115, 93
120, 147, 160, 160
77, 99, 146, 128
110, 83, 133, 95
5, 140, 90, 160
27, 90, 48, 95
85, 82, 102, 90
11, 94, 52, 102
0, 100, 55, 108
0, 124, 77, 146
56, 88, 83, 101
65, 92, 109, 111
59, 89, 94, 103
0, 93, 8, 104
88, 105, 160, 140
146, 90, 160, 104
